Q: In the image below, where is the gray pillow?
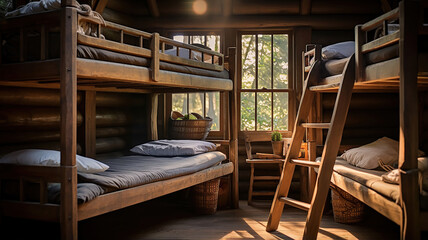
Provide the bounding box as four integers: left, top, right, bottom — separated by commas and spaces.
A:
130, 140, 217, 156
322, 41, 355, 60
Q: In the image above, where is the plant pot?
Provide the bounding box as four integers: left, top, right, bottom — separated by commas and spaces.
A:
271, 140, 284, 156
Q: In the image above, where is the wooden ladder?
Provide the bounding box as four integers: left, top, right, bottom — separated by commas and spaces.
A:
266, 54, 355, 239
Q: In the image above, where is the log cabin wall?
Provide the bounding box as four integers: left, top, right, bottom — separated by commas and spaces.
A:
0, 87, 147, 159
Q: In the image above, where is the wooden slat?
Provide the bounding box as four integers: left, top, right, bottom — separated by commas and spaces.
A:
361, 7, 399, 31
246, 159, 284, 164
301, 123, 330, 129
290, 159, 320, 168
254, 176, 280, 181
361, 31, 399, 54
279, 197, 310, 211
77, 163, 233, 221
159, 53, 224, 72
77, 34, 152, 59
0, 164, 62, 182
253, 191, 276, 196
1, 201, 60, 222
76, 59, 233, 91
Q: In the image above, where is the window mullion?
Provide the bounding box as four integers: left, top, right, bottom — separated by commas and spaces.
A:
271, 34, 274, 131
255, 34, 259, 131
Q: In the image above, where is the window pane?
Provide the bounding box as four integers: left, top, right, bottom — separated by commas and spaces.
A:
273, 92, 288, 130
172, 93, 188, 114
206, 35, 220, 52
241, 35, 256, 89
258, 34, 272, 89
206, 92, 219, 130
189, 93, 204, 115
257, 92, 271, 131
273, 34, 288, 89
191, 36, 205, 45
241, 92, 255, 130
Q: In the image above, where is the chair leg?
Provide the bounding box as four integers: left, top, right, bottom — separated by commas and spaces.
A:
248, 163, 255, 205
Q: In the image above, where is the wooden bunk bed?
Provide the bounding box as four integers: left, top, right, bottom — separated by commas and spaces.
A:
301, 1, 428, 239
0, 1, 239, 239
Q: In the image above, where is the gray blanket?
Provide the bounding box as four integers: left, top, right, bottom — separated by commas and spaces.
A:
48, 151, 226, 203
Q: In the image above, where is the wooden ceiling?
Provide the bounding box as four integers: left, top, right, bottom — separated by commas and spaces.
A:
92, 0, 398, 30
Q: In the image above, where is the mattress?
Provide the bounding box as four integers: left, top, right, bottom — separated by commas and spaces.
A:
3, 151, 227, 204
77, 45, 230, 79
328, 158, 428, 210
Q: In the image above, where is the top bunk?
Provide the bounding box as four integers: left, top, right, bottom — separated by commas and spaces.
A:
0, 2, 234, 94
303, 1, 428, 92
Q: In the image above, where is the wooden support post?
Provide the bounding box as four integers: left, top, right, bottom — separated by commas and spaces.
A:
228, 47, 239, 208
60, 7, 78, 240
149, 93, 159, 140
398, 1, 420, 239
84, 91, 96, 158
355, 25, 365, 82
151, 33, 160, 81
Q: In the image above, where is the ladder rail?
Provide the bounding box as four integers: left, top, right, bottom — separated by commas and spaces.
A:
266, 60, 322, 232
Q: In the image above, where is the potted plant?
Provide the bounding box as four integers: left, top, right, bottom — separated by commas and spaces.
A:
271, 131, 284, 156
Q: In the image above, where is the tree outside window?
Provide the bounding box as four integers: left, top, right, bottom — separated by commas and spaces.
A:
240, 33, 290, 131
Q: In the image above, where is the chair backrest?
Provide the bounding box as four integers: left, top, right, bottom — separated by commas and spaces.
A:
244, 132, 293, 160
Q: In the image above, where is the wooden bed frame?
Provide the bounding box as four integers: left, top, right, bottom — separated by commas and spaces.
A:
0, 1, 239, 240
301, 1, 428, 239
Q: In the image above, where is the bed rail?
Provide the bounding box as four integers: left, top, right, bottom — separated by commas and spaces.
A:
0, 164, 63, 221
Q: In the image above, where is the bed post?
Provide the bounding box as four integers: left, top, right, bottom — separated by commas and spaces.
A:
228, 47, 239, 208
398, 1, 420, 239
60, 3, 78, 240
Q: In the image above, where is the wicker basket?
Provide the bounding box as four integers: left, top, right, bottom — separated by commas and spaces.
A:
331, 185, 365, 223
191, 178, 220, 214
170, 111, 212, 140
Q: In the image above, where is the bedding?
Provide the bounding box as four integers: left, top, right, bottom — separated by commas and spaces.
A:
63, 151, 226, 203
130, 140, 217, 156
77, 45, 230, 79
0, 149, 109, 173
322, 41, 355, 60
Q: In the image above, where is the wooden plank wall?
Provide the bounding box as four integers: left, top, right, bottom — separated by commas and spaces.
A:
0, 87, 147, 158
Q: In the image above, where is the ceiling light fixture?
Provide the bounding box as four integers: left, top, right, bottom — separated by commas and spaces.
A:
193, 0, 207, 15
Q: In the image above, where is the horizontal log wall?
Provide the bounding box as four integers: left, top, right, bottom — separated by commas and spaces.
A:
322, 92, 400, 146
0, 87, 147, 158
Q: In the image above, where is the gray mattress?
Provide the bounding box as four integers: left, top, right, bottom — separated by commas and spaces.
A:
77, 45, 230, 79
47, 151, 227, 203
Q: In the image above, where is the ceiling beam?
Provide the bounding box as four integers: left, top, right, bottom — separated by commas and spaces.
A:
103, 13, 374, 31
300, 0, 312, 15
147, 0, 160, 17
222, 0, 232, 17
94, 0, 109, 14
379, 0, 392, 13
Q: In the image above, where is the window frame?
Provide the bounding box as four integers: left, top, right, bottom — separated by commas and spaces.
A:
165, 30, 226, 139
238, 29, 295, 134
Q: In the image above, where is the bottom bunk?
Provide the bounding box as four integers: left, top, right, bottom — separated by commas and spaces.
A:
0, 143, 234, 222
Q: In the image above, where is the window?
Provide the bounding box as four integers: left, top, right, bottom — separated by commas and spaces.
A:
170, 33, 222, 130
239, 33, 291, 131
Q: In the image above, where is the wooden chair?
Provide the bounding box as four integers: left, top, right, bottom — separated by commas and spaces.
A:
244, 132, 285, 206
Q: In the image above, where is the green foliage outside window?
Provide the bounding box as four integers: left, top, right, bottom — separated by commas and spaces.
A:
241, 33, 289, 131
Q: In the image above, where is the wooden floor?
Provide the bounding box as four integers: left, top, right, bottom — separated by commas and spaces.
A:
1, 191, 411, 240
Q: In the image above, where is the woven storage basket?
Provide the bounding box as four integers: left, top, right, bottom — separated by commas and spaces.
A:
170, 111, 212, 140
331, 185, 365, 223
191, 178, 220, 214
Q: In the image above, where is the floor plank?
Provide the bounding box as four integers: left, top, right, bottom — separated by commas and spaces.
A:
0, 194, 413, 239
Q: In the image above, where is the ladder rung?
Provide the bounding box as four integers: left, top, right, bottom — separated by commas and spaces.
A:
254, 176, 280, 181
253, 191, 276, 196
290, 159, 321, 168
301, 123, 330, 129
279, 197, 310, 211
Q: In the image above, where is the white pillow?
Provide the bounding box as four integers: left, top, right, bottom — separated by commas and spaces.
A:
341, 137, 425, 169
322, 41, 355, 60
0, 149, 109, 174
130, 140, 216, 157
